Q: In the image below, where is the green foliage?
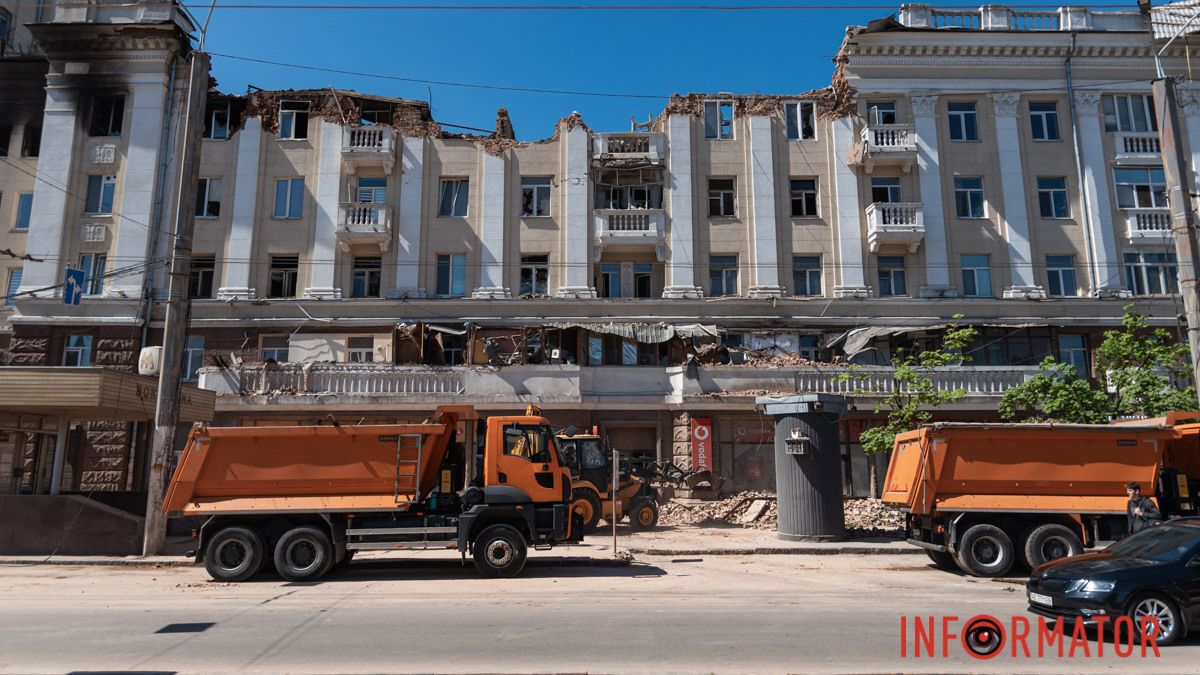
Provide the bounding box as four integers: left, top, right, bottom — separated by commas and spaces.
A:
996, 357, 1111, 424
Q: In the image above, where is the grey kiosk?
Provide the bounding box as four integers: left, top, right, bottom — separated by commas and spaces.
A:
755, 394, 848, 542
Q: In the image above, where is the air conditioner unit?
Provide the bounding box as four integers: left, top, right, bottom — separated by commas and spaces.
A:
138, 346, 162, 377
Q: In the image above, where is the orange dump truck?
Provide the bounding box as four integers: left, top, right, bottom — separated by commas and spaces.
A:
882, 415, 1200, 577
164, 405, 580, 582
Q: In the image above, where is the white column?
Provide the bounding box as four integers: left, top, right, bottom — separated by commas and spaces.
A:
831, 116, 869, 297
993, 93, 1044, 299
217, 117, 261, 300
18, 84, 78, 296
304, 120, 343, 299
473, 150, 510, 298
555, 124, 596, 298
912, 94, 956, 296
388, 136, 427, 298
663, 114, 703, 298
1074, 91, 1124, 296
746, 116, 785, 298
107, 77, 169, 298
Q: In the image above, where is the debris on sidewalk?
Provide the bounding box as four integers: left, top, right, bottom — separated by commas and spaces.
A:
657, 492, 904, 538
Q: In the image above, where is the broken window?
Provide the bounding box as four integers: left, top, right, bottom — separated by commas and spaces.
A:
203, 101, 230, 140
279, 101, 310, 140
359, 103, 392, 125
708, 178, 736, 217
704, 101, 733, 140
521, 177, 551, 217
196, 177, 221, 218
351, 256, 381, 298
594, 169, 663, 210
268, 256, 299, 298
260, 335, 289, 362
89, 94, 124, 137
598, 263, 621, 298
0, 125, 9, 157
21, 125, 40, 158
634, 263, 652, 298
346, 336, 375, 363
438, 179, 469, 217
785, 101, 816, 141
867, 101, 897, 126
519, 255, 549, 296
188, 255, 215, 299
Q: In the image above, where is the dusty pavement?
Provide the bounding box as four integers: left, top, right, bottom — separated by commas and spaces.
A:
1, 549, 1195, 674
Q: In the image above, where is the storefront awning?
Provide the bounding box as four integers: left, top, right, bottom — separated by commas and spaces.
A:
0, 367, 215, 421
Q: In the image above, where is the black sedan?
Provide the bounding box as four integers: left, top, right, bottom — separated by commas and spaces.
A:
1026, 518, 1200, 645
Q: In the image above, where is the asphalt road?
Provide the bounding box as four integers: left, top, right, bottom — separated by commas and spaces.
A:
0, 550, 1196, 674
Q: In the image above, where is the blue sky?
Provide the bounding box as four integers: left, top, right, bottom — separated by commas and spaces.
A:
196, 1, 1096, 139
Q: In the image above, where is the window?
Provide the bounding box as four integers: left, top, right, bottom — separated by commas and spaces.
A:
1103, 95, 1157, 133
598, 263, 621, 298
182, 336, 205, 381
709, 255, 738, 297
188, 255, 215, 299
357, 176, 386, 204
260, 335, 289, 363
268, 255, 299, 298
0, 125, 10, 157
21, 125, 40, 157
867, 101, 897, 126
278, 101, 310, 140
351, 257, 381, 298
948, 102, 978, 141
273, 178, 304, 218
633, 262, 652, 298
438, 179, 469, 217
63, 335, 93, 367
15, 192, 32, 231
953, 177, 985, 219
1058, 334, 1089, 379
442, 334, 465, 365
708, 178, 736, 217
4, 267, 21, 307
84, 175, 116, 215
346, 337, 375, 363
78, 253, 106, 296
870, 177, 901, 204
1029, 102, 1061, 141
594, 181, 663, 210
1114, 168, 1167, 209
1124, 251, 1178, 296
790, 179, 818, 217
1045, 256, 1077, 297
785, 101, 816, 141
797, 335, 820, 361
203, 101, 230, 140
88, 95, 124, 137
519, 255, 549, 296
877, 256, 907, 297
195, 178, 221, 218
704, 101, 733, 139
435, 253, 467, 296
521, 177, 551, 217
961, 255, 993, 297
792, 256, 822, 297
1037, 177, 1070, 218
502, 424, 553, 463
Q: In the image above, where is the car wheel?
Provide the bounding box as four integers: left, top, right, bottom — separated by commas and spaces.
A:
1129, 593, 1183, 646
954, 524, 1014, 577
273, 526, 335, 582
204, 526, 266, 583
925, 549, 957, 571
472, 524, 528, 578
572, 489, 603, 533
1021, 523, 1084, 569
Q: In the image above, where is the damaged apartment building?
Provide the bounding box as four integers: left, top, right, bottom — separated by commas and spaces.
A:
1, 1, 1197, 498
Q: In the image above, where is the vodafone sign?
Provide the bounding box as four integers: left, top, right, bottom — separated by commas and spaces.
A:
690, 418, 713, 471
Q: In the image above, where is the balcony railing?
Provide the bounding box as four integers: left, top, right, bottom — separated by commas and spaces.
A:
342, 125, 396, 172
790, 366, 1035, 398
861, 124, 916, 152
865, 202, 925, 253
1125, 209, 1172, 240
206, 363, 466, 397
336, 203, 393, 251
592, 133, 664, 164
1114, 132, 1161, 159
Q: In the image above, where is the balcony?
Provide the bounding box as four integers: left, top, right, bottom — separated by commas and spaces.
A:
593, 209, 667, 260
1114, 132, 1162, 163
337, 203, 392, 252
342, 125, 396, 173
1125, 209, 1172, 241
860, 124, 916, 173
865, 202, 925, 253
592, 133, 664, 166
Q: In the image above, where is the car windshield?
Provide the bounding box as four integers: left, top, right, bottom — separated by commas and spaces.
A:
1106, 524, 1200, 563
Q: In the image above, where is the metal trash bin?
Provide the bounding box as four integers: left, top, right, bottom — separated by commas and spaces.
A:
755, 394, 849, 542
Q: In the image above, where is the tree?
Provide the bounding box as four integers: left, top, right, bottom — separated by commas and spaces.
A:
999, 307, 1195, 423
842, 318, 978, 498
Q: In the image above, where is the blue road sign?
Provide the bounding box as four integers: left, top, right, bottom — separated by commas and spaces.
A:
64, 267, 85, 305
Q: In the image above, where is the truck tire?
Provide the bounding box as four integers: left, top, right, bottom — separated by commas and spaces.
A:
572, 489, 603, 533
274, 526, 335, 582
955, 524, 1014, 577
1021, 523, 1084, 570
629, 498, 659, 530
472, 524, 527, 578
925, 549, 957, 571
204, 526, 266, 582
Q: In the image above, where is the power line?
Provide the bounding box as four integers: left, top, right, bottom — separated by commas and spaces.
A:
175, 3, 1136, 12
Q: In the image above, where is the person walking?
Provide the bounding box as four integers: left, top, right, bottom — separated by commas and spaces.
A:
1126, 481, 1162, 534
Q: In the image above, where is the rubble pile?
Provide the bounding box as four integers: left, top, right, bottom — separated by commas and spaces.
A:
657, 493, 904, 538
843, 499, 905, 537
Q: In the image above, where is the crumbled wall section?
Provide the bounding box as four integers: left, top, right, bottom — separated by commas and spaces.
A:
241, 88, 437, 137
823, 29, 861, 120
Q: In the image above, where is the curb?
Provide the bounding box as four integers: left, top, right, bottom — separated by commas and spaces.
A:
626, 546, 924, 555
0, 557, 195, 568
0, 556, 634, 569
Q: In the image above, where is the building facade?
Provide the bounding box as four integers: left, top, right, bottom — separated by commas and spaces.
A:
1, 1, 1195, 498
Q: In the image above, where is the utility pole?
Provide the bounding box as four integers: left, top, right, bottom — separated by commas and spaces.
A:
1153, 77, 1200, 408
143, 50, 211, 556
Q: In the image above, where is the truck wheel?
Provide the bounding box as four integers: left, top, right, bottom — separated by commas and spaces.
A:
204, 526, 266, 582
955, 524, 1014, 577
629, 498, 659, 530
472, 524, 527, 578
572, 489, 603, 533
274, 526, 335, 582
1021, 523, 1084, 570
924, 549, 957, 571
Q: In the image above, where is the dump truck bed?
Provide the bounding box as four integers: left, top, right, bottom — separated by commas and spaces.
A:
164, 419, 457, 517
881, 422, 1176, 516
